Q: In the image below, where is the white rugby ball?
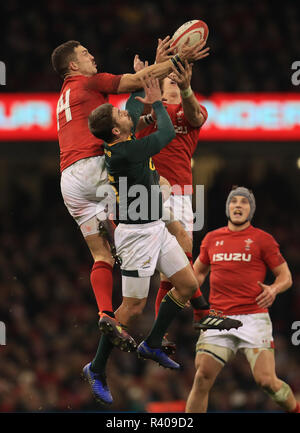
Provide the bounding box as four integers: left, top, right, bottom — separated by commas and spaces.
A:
170, 20, 209, 50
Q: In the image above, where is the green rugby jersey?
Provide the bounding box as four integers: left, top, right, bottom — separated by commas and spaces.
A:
104, 91, 175, 224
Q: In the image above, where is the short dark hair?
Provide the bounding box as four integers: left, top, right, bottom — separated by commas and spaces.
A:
88, 103, 115, 143
51, 40, 81, 78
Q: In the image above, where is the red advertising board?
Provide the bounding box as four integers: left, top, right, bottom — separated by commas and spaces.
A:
1, 92, 300, 141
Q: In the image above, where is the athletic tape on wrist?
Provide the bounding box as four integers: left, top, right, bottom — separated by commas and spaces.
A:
180, 86, 193, 99
174, 54, 184, 67
143, 114, 154, 124
170, 56, 181, 72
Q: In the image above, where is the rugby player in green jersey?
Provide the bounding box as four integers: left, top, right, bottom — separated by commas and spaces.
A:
87, 74, 201, 404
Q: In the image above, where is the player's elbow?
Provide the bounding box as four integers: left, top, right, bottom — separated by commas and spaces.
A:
157, 130, 175, 148
284, 264, 293, 289
281, 269, 293, 291
286, 271, 293, 289
188, 113, 206, 128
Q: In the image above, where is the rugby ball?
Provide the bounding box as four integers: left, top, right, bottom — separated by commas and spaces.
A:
170, 20, 209, 50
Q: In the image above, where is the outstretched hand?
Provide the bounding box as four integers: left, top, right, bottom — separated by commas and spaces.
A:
170, 59, 193, 90
256, 281, 277, 308
155, 36, 175, 64
133, 54, 149, 72
135, 74, 162, 105
179, 38, 210, 62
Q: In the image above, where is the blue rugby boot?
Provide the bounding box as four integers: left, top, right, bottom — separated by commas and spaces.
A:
137, 341, 180, 370
82, 362, 113, 405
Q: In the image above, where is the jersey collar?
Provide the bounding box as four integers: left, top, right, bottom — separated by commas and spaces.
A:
107, 134, 134, 147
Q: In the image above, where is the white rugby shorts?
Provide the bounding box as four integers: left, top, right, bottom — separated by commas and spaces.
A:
60, 156, 116, 236
162, 194, 194, 236
197, 312, 274, 352
114, 219, 189, 279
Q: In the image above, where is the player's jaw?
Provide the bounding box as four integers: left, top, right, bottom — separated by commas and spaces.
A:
73, 45, 98, 76
228, 206, 250, 226
80, 58, 97, 76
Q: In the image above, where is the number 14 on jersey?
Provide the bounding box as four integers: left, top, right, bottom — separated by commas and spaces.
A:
57, 89, 72, 130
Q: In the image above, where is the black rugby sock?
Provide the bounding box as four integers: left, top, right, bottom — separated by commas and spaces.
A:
145, 291, 185, 348
90, 335, 114, 375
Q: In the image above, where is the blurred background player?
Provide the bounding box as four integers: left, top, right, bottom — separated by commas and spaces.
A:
185, 186, 300, 413
51, 40, 209, 353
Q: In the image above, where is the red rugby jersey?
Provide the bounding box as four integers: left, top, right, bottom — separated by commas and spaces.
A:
136, 102, 207, 194
57, 73, 122, 172
199, 225, 286, 315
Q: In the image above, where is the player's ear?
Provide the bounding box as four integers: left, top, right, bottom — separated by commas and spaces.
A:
69, 60, 79, 72
112, 126, 120, 137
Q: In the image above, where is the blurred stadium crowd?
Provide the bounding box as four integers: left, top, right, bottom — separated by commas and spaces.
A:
2, 0, 299, 94
1, 0, 300, 413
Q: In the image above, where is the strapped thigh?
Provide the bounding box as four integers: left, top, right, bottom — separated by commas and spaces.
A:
121, 275, 151, 299
196, 343, 234, 367
242, 347, 274, 372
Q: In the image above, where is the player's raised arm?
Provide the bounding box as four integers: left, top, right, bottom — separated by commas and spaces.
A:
117, 39, 210, 93
126, 75, 175, 162
170, 60, 207, 128
123, 89, 146, 133
129, 55, 152, 133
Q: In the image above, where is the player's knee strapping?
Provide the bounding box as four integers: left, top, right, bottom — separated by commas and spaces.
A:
262, 381, 292, 404
243, 348, 292, 404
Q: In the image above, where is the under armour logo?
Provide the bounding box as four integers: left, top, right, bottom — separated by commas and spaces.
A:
216, 240, 224, 246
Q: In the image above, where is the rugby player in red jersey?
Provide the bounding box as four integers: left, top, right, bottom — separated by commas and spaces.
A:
51, 39, 209, 332
185, 186, 300, 413
136, 39, 223, 335
51, 39, 210, 404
